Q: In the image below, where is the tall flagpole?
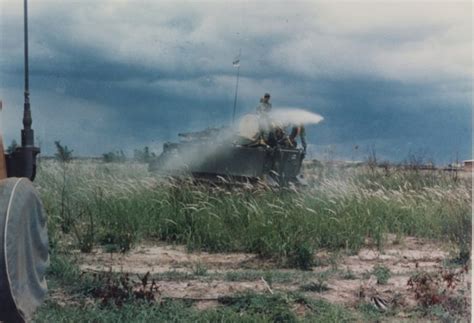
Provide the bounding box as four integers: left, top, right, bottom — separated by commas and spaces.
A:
232, 49, 241, 125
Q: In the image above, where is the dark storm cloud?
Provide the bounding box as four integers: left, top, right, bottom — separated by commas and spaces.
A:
0, 1, 471, 163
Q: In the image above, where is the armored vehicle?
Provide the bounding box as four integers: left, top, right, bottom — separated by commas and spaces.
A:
149, 114, 306, 186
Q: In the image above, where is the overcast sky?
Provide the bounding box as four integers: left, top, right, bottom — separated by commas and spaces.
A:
0, 1, 472, 163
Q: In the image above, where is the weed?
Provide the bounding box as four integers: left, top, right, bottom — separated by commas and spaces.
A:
99, 232, 134, 253
218, 292, 297, 322
225, 271, 258, 282
300, 280, 329, 293
225, 271, 261, 282
361, 270, 371, 280
328, 251, 342, 271
47, 253, 81, 287
407, 267, 470, 320
372, 264, 391, 285
262, 271, 273, 287
357, 302, 385, 321
300, 270, 331, 293
153, 270, 195, 281
428, 304, 453, 322
287, 242, 314, 270
292, 294, 354, 322
192, 262, 208, 276
224, 270, 294, 284
71, 206, 95, 253
90, 271, 159, 307
340, 269, 357, 280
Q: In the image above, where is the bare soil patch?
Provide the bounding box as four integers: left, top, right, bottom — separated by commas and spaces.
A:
78, 236, 470, 314
80, 244, 258, 274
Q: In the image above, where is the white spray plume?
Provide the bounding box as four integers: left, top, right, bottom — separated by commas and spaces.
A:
153, 127, 236, 176
269, 108, 324, 126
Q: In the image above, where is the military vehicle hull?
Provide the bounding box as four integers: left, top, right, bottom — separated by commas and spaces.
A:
149, 142, 304, 186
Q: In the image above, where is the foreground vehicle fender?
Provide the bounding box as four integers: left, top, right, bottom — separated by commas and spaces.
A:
0, 178, 48, 323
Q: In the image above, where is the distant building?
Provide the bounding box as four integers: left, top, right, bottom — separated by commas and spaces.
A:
463, 160, 473, 172
443, 162, 462, 172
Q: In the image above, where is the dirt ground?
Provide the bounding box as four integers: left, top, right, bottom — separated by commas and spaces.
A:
78, 235, 471, 314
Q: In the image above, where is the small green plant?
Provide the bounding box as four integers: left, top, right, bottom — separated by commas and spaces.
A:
224, 270, 294, 284
192, 262, 208, 276
218, 292, 297, 322
47, 253, 81, 287
361, 270, 371, 280
99, 232, 134, 253
75, 229, 94, 253
225, 271, 261, 282
71, 207, 95, 253
155, 271, 195, 281
300, 280, 329, 293
328, 251, 342, 270
357, 302, 385, 321
372, 264, 391, 285
300, 271, 331, 293
262, 271, 274, 288
341, 269, 357, 280
287, 242, 314, 270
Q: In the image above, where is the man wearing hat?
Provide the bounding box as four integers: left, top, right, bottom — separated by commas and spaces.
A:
256, 93, 272, 144
256, 93, 272, 114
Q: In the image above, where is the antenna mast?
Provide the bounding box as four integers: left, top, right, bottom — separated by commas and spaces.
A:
5, 0, 40, 180
22, 0, 34, 148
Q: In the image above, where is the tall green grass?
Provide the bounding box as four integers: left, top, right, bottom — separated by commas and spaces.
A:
36, 160, 471, 267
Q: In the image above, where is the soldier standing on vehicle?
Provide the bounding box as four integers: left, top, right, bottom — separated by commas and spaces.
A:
256, 93, 272, 144
289, 124, 307, 154
256, 93, 272, 114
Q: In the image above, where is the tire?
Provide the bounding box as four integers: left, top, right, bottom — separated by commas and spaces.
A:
0, 178, 48, 322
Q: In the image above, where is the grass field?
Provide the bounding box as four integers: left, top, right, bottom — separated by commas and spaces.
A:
34, 159, 471, 322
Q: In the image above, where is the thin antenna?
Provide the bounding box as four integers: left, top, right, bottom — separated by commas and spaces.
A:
232, 49, 241, 125
5, 0, 39, 180
22, 0, 34, 148
24, 0, 29, 105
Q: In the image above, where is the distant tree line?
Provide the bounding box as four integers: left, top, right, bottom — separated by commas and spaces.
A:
102, 150, 127, 163
6, 139, 158, 164
102, 146, 157, 163
132, 146, 156, 163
